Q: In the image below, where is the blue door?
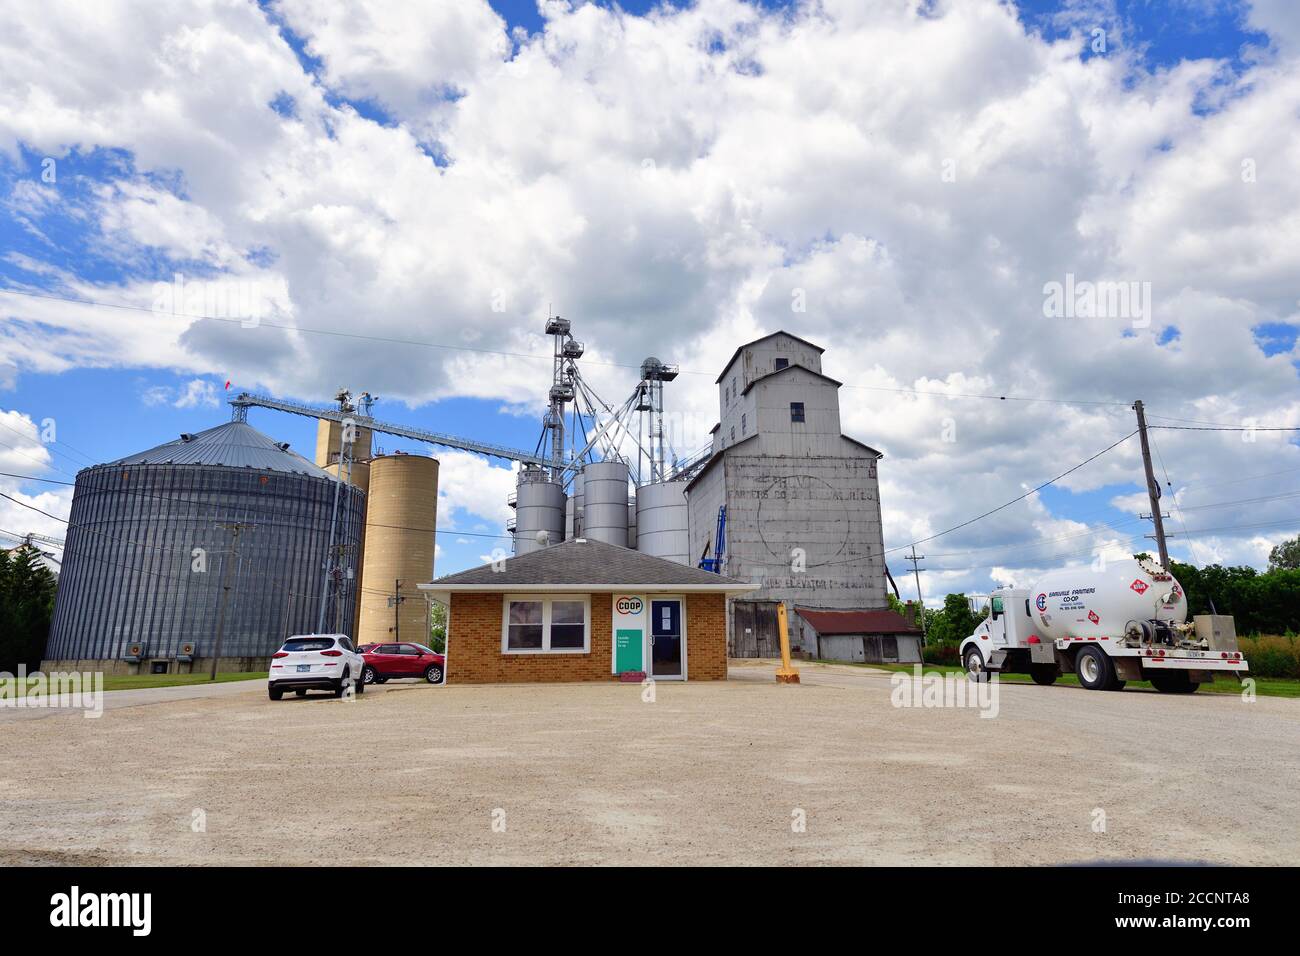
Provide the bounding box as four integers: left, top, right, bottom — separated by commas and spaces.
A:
650, 599, 683, 678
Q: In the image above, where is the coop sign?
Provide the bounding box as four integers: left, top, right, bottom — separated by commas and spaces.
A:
615, 596, 643, 615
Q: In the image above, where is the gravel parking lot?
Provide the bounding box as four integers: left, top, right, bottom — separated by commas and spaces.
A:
2, 660, 1297, 866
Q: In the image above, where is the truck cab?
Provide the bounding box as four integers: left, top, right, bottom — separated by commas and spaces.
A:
959, 587, 1059, 685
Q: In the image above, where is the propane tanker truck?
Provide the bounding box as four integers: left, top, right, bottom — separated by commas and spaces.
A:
958, 556, 1248, 693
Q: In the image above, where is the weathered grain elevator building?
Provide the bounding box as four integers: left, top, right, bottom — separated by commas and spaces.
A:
686, 332, 887, 657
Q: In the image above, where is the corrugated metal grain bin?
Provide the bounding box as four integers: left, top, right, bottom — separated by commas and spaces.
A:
44, 422, 365, 672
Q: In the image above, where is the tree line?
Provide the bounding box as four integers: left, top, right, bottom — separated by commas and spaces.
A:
0, 545, 57, 673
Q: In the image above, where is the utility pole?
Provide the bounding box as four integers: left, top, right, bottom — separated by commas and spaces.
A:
211, 521, 255, 681
318, 388, 356, 634
389, 578, 404, 641
1133, 400, 1171, 569
329, 543, 352, 634
282, 589, 294, 641
905, 545, 927, 639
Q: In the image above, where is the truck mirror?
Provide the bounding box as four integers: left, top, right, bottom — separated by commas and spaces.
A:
990, 596, 1003, 619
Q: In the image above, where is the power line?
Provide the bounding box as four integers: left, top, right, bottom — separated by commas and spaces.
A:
0, 471, 513, 539
0, 418, 98, 473
1150, 424, 1300, 432
880, 430, 1139, 557
836, 381, 1130, 407
2, 284, 1163, 410
920, 517, 1300, 572
1148, 412, 1300, 428
805, 429, 1139, 572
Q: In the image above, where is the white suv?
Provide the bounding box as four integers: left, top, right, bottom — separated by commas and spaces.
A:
268, 634, 364, 700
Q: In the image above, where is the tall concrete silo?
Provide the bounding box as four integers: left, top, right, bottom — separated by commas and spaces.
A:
582, 459, 630, 547
43, 422, 365, 673
513, 466, 565, 555
315, 418, 373, 470
636, 480, 690, 565
358, 453, 438, 646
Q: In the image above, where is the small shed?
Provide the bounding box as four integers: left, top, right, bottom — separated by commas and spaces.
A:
795, 607, 923, 664
419, 538, 757, 683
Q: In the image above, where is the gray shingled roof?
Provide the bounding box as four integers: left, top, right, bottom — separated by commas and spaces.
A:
108, 422, 330, 478
423, 537, 756, 591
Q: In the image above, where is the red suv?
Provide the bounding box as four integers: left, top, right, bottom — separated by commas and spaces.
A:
361, 642, 445, 685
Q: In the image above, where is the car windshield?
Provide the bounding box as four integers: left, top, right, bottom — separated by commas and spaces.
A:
282, 638, 335, 652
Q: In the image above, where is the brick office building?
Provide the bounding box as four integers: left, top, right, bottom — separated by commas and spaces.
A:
419, 537, 757, 683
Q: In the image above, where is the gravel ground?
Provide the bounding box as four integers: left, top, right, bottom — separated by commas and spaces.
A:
2, 660, 1297, 866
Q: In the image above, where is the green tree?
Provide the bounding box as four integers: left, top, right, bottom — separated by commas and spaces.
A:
0, 545, 58, 672
1268, 535, 1300, 571
1170, 559, 1300, 635
925, 593, 986, 644
428, 601, 447, 654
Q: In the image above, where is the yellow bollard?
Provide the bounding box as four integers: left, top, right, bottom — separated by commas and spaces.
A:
775, 602, 800, 684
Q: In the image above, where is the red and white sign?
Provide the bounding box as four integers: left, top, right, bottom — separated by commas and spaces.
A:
1130, 579, 1149, 595
1087, 610, 1100, 625
614, 595, 644, 616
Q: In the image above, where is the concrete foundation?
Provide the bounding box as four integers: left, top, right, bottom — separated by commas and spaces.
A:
39, 657, 270, 676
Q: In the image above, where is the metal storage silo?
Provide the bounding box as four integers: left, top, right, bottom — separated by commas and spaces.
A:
357, 453, 439, 647
627, 494, 637, 548
565, 471, 584, 539
513, 467, 566, 555
636, 480, 690, 565
582, 459, 630, 547
43, 422, 365, 672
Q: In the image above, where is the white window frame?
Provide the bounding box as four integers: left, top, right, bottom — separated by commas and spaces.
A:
501, 594, 591, 655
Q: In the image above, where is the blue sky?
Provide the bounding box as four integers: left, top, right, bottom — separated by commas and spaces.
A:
1, 0, 1297, 590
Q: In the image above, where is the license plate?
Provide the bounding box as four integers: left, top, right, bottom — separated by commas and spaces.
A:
297, 664, 311, 672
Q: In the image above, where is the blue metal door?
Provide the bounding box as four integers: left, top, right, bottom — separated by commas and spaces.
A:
650, 600, 683, 678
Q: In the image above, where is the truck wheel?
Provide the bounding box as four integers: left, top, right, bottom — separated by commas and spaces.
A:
1150, 671, 1199, 694
963, 646, 988, 682
1075, 646, 1114, 691
1030, 664, 1058, 686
